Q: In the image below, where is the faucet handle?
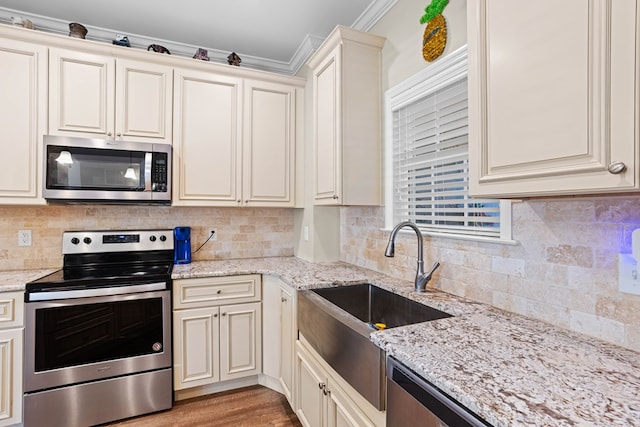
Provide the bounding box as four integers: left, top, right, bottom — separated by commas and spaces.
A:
427, 261, 440, 276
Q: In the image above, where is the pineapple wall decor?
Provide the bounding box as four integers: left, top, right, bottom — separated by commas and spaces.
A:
420, 0, 448, 62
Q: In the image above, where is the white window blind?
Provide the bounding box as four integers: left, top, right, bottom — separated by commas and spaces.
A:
387, 46, 510, 241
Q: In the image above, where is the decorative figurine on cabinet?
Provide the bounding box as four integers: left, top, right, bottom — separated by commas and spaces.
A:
68, 22, 88, 39
227, 52, 241, 66
148, 44, 170, 54
112, 34, 131, 47
193, 48, 210, 61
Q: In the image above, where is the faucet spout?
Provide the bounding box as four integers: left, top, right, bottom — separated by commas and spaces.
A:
384, 221, 439, 292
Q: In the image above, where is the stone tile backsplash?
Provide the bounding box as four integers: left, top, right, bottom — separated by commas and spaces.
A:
340, 197, 640, 352
0, 205, 294, 270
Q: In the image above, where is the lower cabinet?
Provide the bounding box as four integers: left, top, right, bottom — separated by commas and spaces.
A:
173, 276, 262, 391
262, 276, 297, 408
295, 340, 378, 427
0, 292, 24, 427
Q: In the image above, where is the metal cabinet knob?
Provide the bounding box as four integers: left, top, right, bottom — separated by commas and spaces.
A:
216, 289, 222, 294
281, 297, 287, 302
608, 161, 627, 174
318, 382, 325, 390
332, 195, 339, 200
221, 312, 227, 316
107, 132, 112, 137
213, 313, 218, 317
116, 133, 122, 137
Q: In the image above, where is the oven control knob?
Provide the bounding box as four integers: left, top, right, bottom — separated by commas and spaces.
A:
71, 237, 80, 245
83, 237, 92, 245
159, 235, 167, 242
152, 342, 163, 352
150, 235, 157, 242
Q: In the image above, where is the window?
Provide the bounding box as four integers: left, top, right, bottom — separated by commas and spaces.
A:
384, 46, 512, 242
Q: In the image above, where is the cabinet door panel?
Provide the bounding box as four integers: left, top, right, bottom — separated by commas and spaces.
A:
0, 329, 22, 426
296, 345, 324, 427
280, 284, 295, 404
49, 48, 114, 137
220, 302, 261, 381
469, 0, 638, 197
173, 69, 242, 205
117, 59, 172, 142
314, 48, 340, 203
243, 80, 295, 206
173, 307, 220, 390
0, 39, 46, 203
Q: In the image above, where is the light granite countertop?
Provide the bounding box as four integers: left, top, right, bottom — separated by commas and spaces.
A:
4, 257, 640, 426
174, 257, 640, 427
0, 268, 58, 292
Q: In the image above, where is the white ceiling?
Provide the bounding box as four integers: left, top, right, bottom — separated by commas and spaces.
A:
0, 0, 396, 74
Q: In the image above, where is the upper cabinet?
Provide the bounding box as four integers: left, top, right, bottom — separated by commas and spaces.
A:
468, 0, 639, 197
307, 26, 385, 206
172, 68, 243, 206
49, 48, 173, 144
173, 69, 299, 207
0, 37, 47, 205
242, 80, 296, 207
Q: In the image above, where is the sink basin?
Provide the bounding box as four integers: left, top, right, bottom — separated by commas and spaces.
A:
297, 283, 452, 411
312, 284, 451, 329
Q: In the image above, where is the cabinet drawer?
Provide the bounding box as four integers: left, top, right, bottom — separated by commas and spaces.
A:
0, 292, 24, 329
173, 275, 261, 308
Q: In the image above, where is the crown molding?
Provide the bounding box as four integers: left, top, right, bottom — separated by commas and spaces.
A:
0, 1, 395, 75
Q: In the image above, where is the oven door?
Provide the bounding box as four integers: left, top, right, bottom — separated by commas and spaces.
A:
24, 289, 171, 393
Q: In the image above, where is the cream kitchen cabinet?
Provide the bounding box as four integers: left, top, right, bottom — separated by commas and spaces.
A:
49, 48, 173, 143
468, 0, 638, 197
172, 275, 262, 391
295, 339, 378, 427
0, 38, 47, 205
172, 68, 243, 206
0, 292, 25, 427
242, 80, 296, 207
307, 26, 385, 206
172, 70, 297, 207
262, 276, 297, 407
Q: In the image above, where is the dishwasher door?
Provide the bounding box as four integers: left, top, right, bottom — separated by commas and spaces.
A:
386, 357, 491, 427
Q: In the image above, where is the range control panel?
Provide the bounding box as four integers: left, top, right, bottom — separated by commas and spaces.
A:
62, 229, 174, 254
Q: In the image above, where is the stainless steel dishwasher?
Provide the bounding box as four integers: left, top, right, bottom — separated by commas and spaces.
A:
386, 357, 492, 427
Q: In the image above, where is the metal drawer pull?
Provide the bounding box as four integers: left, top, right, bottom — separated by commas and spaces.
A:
608, 161, 626, 174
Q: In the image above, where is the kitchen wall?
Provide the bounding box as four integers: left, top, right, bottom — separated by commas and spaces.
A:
0, 205, 294, 271
339, 0, 640, 352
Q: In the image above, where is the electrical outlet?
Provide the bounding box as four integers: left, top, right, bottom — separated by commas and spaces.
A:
209, 229, 217, 241
18, 229, 32, 247
619, 253, 640, 295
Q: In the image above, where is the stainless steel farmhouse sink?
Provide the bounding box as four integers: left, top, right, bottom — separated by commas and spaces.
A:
297, 284, 451, 410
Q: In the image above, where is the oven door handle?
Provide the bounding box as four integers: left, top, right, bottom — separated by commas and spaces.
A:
27, 282, 168, 301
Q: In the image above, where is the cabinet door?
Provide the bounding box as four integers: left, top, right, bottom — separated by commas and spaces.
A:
243, 80, 296, 206
326, 379, 375, 427
313, 45, 341, 204
0, 38, 47, 204
295, 344, 325, 427
0, 328, 22, 427
468, 0, 638, 197
219, 302, 261, 381
173, 306, 220, 390
116, 59, 173, 143
49, 48, 115, 138
279, 283, 295, 405
173, 69, 243, 205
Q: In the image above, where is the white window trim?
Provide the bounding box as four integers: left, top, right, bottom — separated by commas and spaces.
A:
383, 45, 515, 244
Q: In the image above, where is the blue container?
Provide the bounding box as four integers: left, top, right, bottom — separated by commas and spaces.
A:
174, 226, 191, 264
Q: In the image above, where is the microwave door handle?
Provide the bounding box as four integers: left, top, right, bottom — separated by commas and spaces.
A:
144, 152, 152, 192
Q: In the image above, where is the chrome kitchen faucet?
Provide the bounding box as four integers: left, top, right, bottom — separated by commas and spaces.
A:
385, 221, 440, 292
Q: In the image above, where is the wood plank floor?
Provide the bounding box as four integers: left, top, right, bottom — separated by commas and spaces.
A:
105, 385, 302, 427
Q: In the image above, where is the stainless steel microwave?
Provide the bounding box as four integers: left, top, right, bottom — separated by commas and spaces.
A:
43, 135, 171, 204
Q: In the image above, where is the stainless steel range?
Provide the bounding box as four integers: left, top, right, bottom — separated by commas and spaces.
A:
24, 229, 174, 427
